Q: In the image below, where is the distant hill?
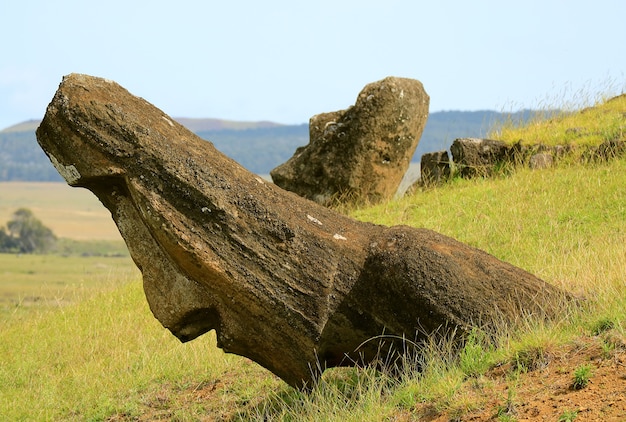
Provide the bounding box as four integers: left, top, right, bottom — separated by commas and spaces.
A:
173, 118, 284, 132
0, 118, 283, 134
0, 119, 41, 133
0, 129, 63, 181
0, 112, 536, 181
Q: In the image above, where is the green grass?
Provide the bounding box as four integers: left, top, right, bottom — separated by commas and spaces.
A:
53, 238, 130, 256
352, 158, 626, 293
572, 364, 593, 390
491, 94, 626, 148
0, 253, 138, 321
2, 93, 626, 419
0, 281, 268, 421
558, 409, 579, 422
3, 156, 626, 420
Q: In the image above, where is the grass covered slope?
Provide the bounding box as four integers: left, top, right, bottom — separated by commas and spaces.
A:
353, 160, 626, 296
0, 281, 273, 421
2, 94, 626, 420
492, 93, 626, 148
2, 157, 626, 421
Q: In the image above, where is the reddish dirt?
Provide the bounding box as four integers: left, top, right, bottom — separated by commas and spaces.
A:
410, 332, 626, 421
107, 333, 626, 421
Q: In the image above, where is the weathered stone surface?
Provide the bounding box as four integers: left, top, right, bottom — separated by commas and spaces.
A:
450, 138, 512, 178
37, 74, 570, 388
529, 153, 554, 169
583, 139, 626, 162
420, 150, 451, 186
271, 77, 430, 205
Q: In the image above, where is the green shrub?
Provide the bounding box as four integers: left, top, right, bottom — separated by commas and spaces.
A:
558, 409, 579, 421
572, 364, 593, 390
459, 329, 494, 378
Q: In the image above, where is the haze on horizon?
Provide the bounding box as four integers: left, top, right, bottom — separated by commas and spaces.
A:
1, 0, 625, 131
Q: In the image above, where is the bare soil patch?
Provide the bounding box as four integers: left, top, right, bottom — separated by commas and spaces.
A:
412, 332, 626, 421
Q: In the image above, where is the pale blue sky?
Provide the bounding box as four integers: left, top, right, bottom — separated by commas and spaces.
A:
1, 0, 625, 130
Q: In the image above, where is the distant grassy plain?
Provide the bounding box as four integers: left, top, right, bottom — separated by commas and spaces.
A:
0, 254, 138, 320
0, 182, 137, 320
0, 182, 122, 240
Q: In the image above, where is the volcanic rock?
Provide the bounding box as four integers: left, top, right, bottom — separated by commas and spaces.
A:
420, 150, 451, 186
271, 77, 430, 205
584, 139, 626, 162
450, 138, 512, 178
529, 152, 554, 169
37, 74, 570, 388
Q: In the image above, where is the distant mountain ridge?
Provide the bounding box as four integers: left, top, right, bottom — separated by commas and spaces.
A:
0, 119, 41, 133
0, 111, 536, 181
0, 118, 283, 134
172, 118, 284, 132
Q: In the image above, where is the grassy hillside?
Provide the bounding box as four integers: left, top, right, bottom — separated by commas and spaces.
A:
492, 94, 626, 148
3, 157, 626, 420
2, 95, 626, 420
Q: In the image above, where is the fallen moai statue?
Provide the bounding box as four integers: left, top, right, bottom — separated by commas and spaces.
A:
271, 76, 429, 205
36, 74, 570, 388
